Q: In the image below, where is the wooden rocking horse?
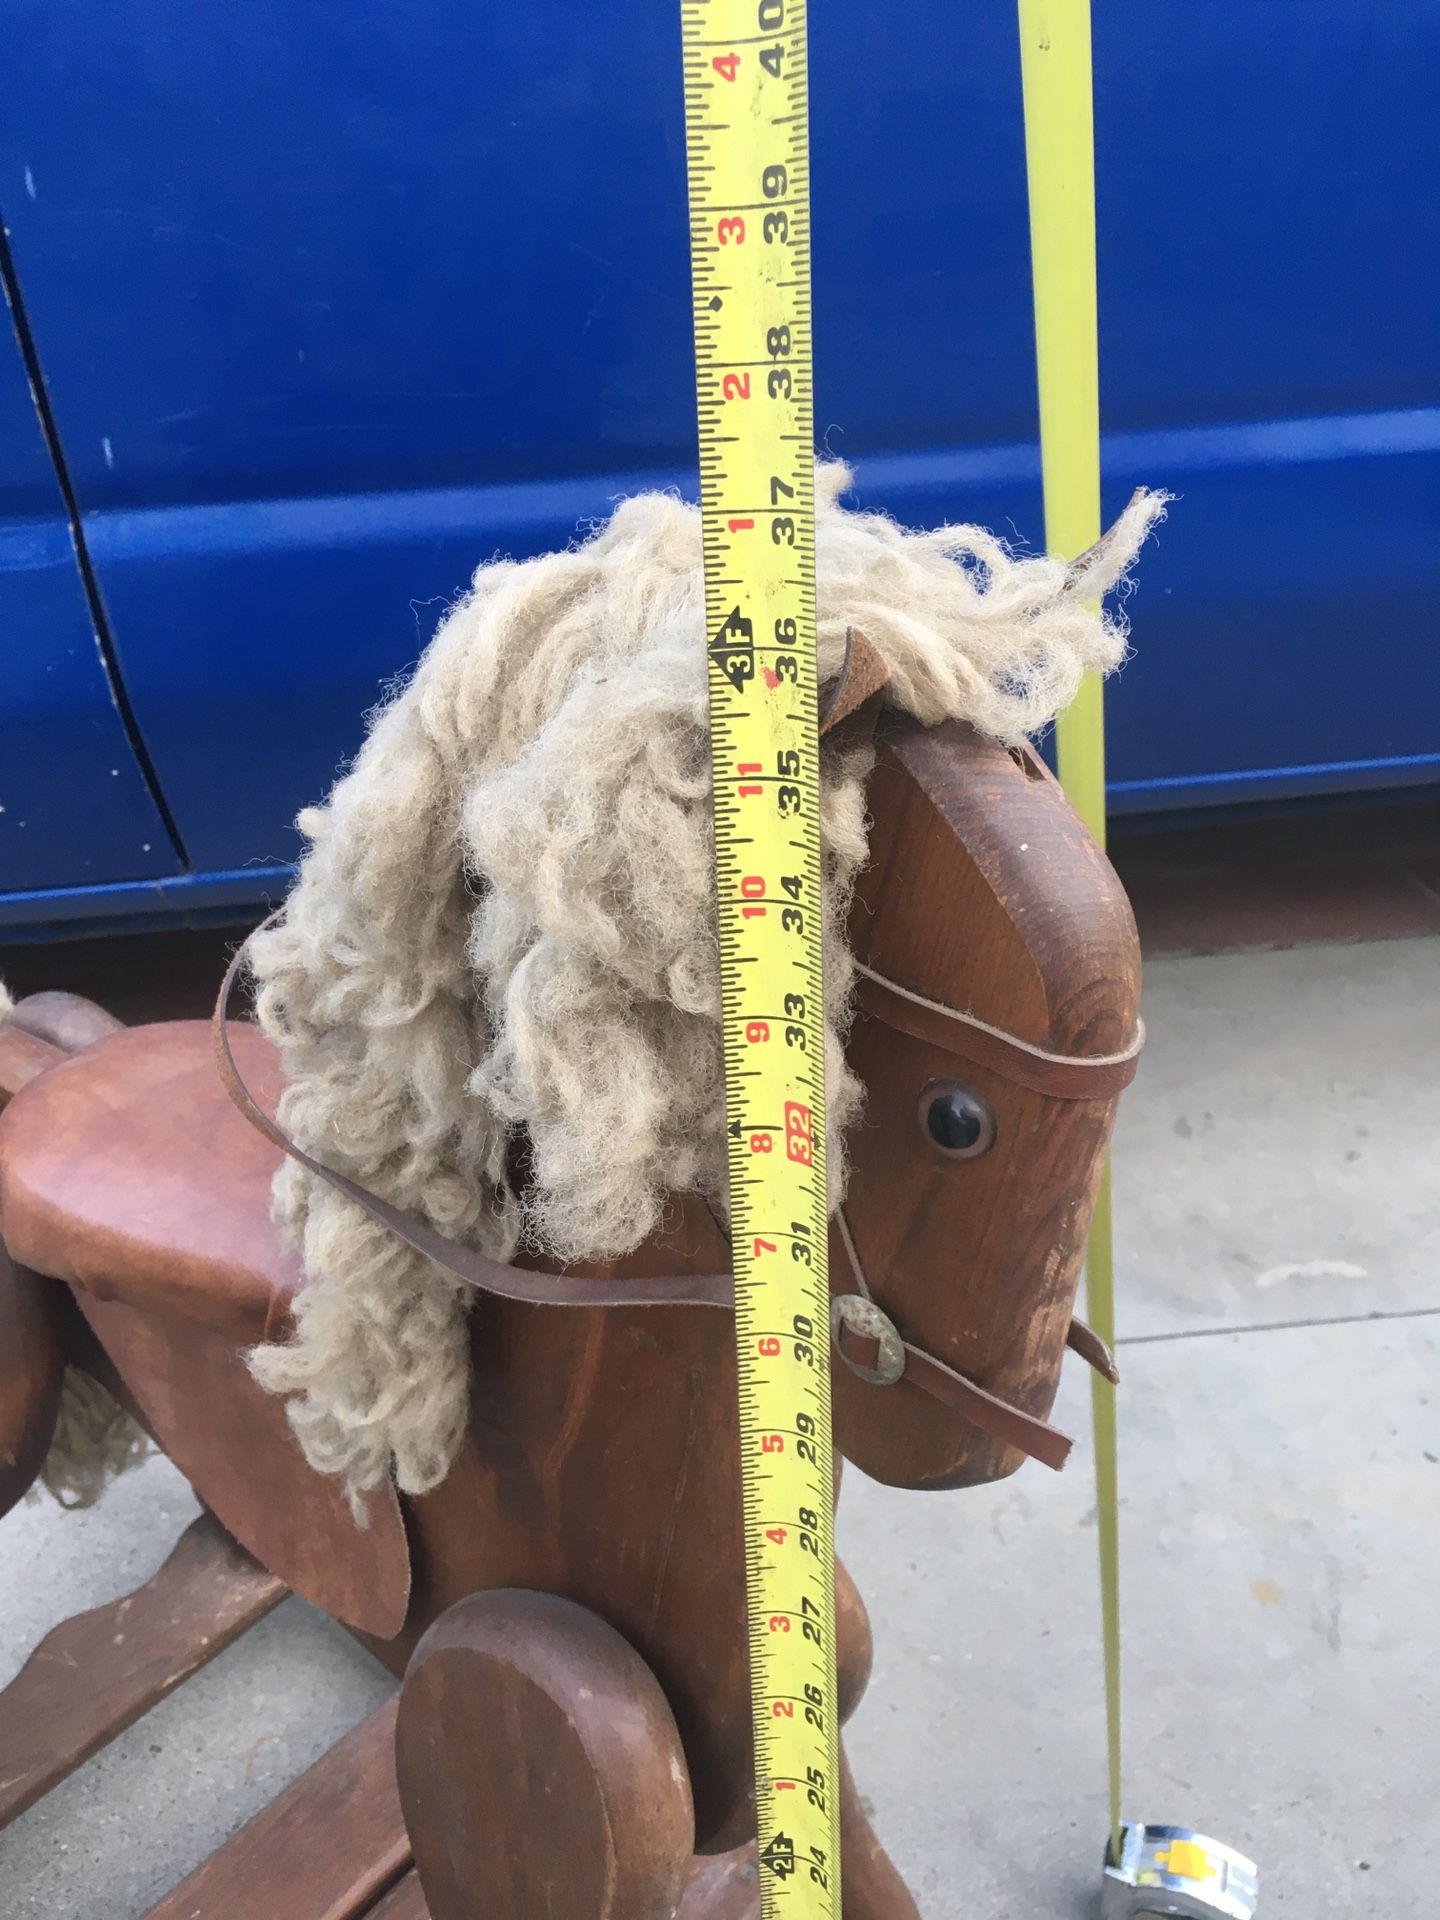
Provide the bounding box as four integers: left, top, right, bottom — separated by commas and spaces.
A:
0, 702, 1140, 1919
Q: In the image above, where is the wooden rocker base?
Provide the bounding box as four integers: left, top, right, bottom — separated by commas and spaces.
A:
0, 1511, 918, 1920
143, 1696, 410, 1920
0, 1512, 285, 1831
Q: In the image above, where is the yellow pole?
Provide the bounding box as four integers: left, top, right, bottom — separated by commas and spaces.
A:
1016, 0, 1123, 1862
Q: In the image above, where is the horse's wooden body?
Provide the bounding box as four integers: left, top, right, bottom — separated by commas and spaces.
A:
0, 715, 1140, 1919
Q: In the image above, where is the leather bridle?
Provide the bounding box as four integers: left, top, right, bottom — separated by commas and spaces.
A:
852, 962, 1143, 1102
214, 918, 1139, 1473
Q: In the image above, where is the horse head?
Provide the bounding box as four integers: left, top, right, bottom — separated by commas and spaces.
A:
198, 686, 1142, 1508
829, 708, 1141, 1491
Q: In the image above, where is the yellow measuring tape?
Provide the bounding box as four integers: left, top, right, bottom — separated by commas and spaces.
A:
1017, 0, 1124, 1862
680, 3, 840, 1916
683, 0, 1116, 1905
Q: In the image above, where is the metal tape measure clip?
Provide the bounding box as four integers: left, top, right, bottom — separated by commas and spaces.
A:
1102, 1822, 1260, 1919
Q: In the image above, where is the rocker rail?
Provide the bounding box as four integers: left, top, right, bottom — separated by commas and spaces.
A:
0, 1506, 423, 1919
141, 1695, 411, 1920
138, 1690, 774, 1920
364, 1877, 432, 1920
0, 1511, 285, 1829
0, 1502, 830, 1920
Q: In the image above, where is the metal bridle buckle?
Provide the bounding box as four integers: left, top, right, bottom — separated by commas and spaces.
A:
829, 1294, 906, 1387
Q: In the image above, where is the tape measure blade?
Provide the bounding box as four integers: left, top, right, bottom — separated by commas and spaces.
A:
681, 3, 840, 1915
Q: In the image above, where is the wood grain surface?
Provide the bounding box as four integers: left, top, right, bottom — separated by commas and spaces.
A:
0, 1513, 284, 1830
142, 1697, 408, 1920
0, 1254, 64, 1518
396, 1590, 694, 1920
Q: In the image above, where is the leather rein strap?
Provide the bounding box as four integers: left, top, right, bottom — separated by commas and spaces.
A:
853, 962, 1144, 1101
213, 914, 1126, 1474
213, 930, 732, 1315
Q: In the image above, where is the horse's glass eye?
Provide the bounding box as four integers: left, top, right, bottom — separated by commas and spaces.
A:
919, 1082, 996, 1159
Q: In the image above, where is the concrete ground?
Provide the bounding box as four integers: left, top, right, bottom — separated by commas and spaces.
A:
1, 933, 1436, 1917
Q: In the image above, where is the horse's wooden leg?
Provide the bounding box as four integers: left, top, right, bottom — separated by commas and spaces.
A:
0, 992, 116, 1514
835, 1743, 922, 1920
836, 1554, 874, 1719
674, 1751, 920, 1920
0, 1254, 65, 1518
675, 1844, 761, 1919
673, 1747, 920, 1920
675, 1559, 921, 1920
835, 1561, 921, 1915
394, 1589, 695, 1920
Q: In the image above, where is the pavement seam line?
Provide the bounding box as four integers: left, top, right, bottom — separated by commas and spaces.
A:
1116, 1304, 1440, 1346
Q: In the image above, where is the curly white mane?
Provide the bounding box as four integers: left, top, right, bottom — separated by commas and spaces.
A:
246, 465, 1163, 1504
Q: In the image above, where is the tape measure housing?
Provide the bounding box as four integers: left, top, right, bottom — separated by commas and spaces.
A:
681, 3, 840, 1915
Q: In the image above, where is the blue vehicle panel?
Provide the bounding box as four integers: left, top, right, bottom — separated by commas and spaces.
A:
0, 1, 1436, 922
0, 298, 177, 899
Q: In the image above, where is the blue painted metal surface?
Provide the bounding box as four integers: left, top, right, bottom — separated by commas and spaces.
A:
0, 296, 178, 894
0, 1, 1436, 926
0, 863, 292, 943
